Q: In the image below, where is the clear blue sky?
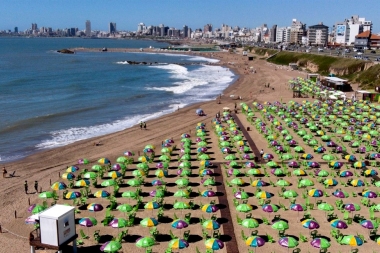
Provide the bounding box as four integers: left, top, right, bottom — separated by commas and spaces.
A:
1, 0, 380, 33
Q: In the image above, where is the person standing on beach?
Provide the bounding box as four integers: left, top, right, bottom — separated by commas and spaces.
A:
143, 122, 147, 130
34, 181, 38, 193
24, 180, 28, 194
140, 121, 143, 130
2, 167, 7, 178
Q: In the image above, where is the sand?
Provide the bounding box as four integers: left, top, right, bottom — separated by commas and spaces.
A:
1, 48, 374, 253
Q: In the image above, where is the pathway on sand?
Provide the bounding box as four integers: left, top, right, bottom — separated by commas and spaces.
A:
213, 162, 239, 253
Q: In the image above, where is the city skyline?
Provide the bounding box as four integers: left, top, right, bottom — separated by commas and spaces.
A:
1, 0, 380, 33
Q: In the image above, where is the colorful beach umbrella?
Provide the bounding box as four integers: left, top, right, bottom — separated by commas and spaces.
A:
51, 181, 67, 190
340, 235, 363, 246
168, 238, 189, 250
100, 241, 122, 253
310, 238, 331, 250
245, 236, 265, 248
278, 236, 299, 249
330, 219, 348, 229
205, 238, 224, 250
202, 219, 221, 230
171, 219, 189, 229
136, 236, 156, 248
140, 217, 158, 228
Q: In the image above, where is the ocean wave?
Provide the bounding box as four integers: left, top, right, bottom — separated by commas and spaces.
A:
115, 61, 129, 64
146, 64, 234, 94
0, 106, 102, 135
139, 52, 219, 63
35, 106, 180, 150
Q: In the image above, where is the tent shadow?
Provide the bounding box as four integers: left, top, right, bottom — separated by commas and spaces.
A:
155, 234, 172, 242
124, 234, 141, 243
158, 216, 173, 223
219, 234, 232, 242
216, 217, 229, 224
187, 234, 203, 243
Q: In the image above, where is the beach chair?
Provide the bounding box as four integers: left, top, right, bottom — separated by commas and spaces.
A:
169, 230, 178, 239
196, 247, 202, 253
251, 230, 258, 236
241, 230, 248, 240
299, 233, 308, 242
266, 233, 276, 243
182, 212, 191, 223
145, 247, 152, 253
292, 248, 301, 253
233, 199, 239, 207
184, 230, 190, 241
165, 248, 172, 253
94, 230, 101, 244
212, 230, 220, 239
246, 213, 252, 219
211, 214, 217, 221
262, 216, 270, 225
278, 230, 286, 237
310, 230, 318, 239
202, 229, 209, 240
343, 211, 349, 221
80, 229, 89, 239
236, 215, 242, 225
273, 214, 281, 221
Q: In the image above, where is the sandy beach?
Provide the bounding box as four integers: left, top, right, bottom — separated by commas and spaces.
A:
3, 48, 366, 253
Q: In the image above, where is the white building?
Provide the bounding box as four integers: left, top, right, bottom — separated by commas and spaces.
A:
276, 27, 291, 43
333, 15, 372, 45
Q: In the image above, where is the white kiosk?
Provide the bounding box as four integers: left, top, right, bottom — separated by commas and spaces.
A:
30, 204, 78, 253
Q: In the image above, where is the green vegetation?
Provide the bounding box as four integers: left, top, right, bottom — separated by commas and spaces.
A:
268, 51, 380, 88
355, 64, 380, 88
253, 48, 278, 56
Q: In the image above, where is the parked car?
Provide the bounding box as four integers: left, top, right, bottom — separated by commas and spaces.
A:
318, 48, 324, 52
345, 49, 351, 53
375, 57, 380, 62
371, 50, 376, 54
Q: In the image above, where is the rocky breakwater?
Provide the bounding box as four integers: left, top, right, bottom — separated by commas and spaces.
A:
57, 49, 75, 54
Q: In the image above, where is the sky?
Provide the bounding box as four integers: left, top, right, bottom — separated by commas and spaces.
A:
1, 0, 380, 33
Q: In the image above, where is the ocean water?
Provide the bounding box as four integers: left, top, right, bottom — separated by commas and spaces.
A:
0, 37, 235, 162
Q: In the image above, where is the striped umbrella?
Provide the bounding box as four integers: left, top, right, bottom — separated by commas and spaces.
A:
51, 182, 67, 190
202, 219, 220, 230
205, 238, 224, 250
168, 238, 189, 250
140, 217, 158, 228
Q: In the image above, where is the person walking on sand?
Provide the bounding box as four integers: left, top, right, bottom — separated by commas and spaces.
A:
140, 121, 143, 130
2, 167, 7, 178
34, 181, 38, 193
260, 149, 264, 158
24, 180, 28, 194
143, 122, 147, 130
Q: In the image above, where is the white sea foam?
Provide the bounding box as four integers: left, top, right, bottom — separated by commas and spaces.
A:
115, 61, 129, 64
139, 52, 219, 63
147, 64, 234, 94
35, 60, 235, 151
35, 107, 180, 150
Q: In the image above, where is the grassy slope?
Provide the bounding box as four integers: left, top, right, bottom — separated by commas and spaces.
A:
268, 51, 379, 88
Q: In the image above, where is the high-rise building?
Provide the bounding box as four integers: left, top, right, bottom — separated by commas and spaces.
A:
109, 22, 116, 33
137, 23, 145, 33
183, 25, 189, 38
159, 24, 165, 37
308, 22, 329, 46
276, 27, 291, 43
14, 27, 18, 33
290, 19, 306, 44
204, 24, 213, 33
333, 15, 372, 45
31, 23, 37, 31
270, 25, 277, 42
85, 20, 91, 37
